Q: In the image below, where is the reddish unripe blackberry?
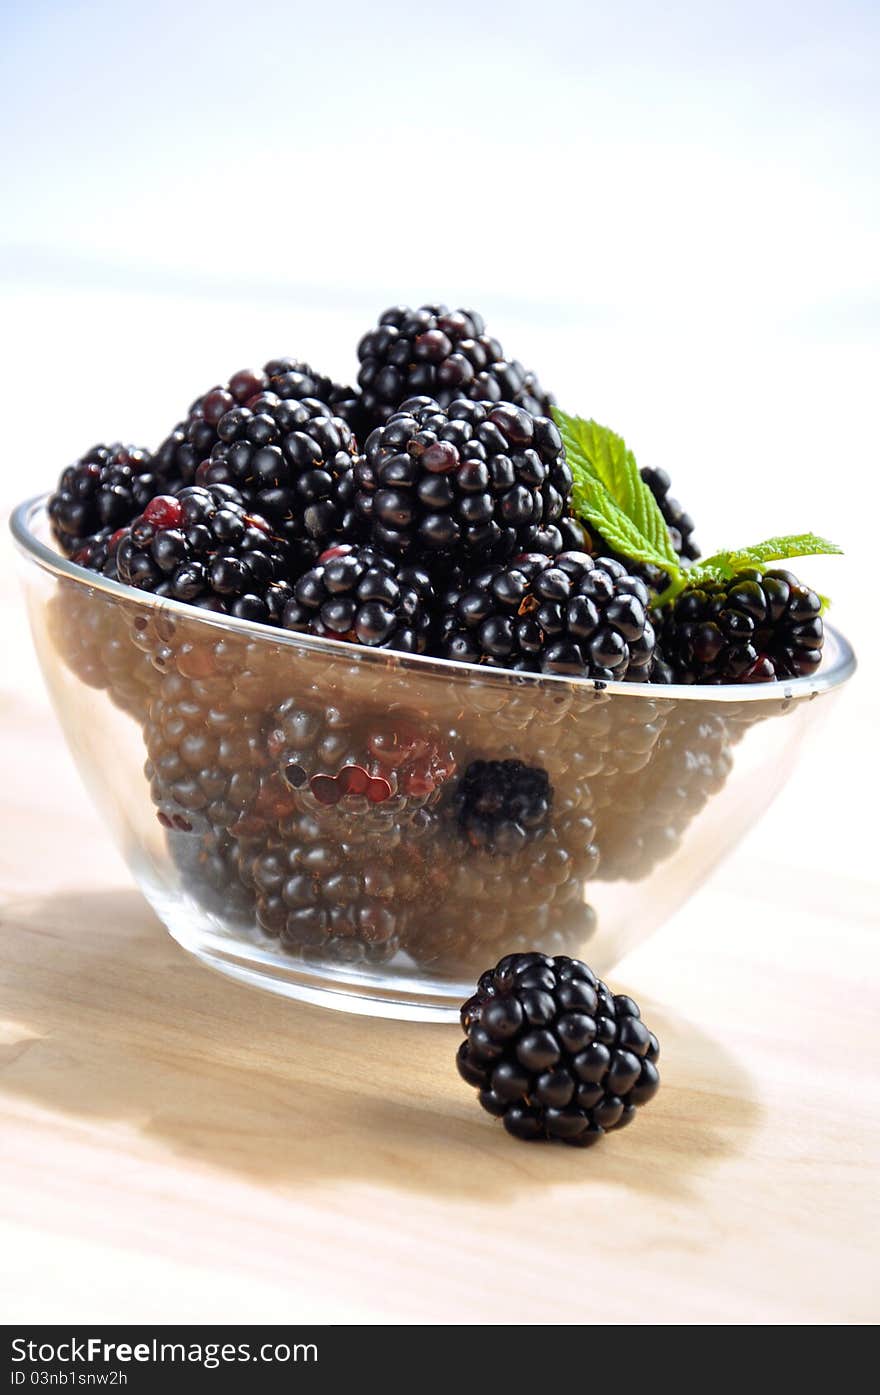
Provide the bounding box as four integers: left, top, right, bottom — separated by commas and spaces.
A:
196, 392, 359, 547
266, 695, 455, 831
356, 304, 553, 428
281, 542, 435, 654
116, 485, 297, 624
457, 953, 660, 1145
438, 551, 657, 681
357, 396, 571, 558
49, 443, 160, 556
656, 567, 824, 683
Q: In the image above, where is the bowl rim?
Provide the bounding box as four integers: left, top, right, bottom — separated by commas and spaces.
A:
11, 493, 857, 705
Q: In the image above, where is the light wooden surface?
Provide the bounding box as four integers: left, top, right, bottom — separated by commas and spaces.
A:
1, 541, 878, 1327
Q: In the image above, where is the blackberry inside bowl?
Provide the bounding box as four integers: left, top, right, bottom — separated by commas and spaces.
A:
12, 496, 855, 1021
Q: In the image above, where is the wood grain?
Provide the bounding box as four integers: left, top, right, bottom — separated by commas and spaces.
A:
1, 549, 877, 1325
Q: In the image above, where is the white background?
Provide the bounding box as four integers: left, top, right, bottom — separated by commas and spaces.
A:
0, 1, 876, 830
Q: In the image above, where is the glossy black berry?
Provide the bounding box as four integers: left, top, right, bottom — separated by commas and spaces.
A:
453, 759, 553, 853
356, 305, 553, 428
193, 392, 361, 549
281, 542, 435, 654
640, 466, 700, 563
439, 551, 657, 680
656, 567, 824, 683
356, 396, 571, 558
115, 485, 298, 624
49, 443, 162, 557
154, 359, 364, 490
458, 953, 659, 1144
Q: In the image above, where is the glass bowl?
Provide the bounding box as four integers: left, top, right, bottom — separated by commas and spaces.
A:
12, 496, 856, 1021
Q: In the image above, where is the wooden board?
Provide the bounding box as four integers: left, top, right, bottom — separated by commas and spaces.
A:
1, 549, 877, 1326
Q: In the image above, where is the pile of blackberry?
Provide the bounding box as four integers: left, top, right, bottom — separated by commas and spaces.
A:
47, 306, 827, 689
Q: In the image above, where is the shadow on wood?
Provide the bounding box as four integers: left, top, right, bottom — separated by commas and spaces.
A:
1, 888, 761, 1201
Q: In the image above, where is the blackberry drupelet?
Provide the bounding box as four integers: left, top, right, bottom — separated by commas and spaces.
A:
640, 466, 700, 563
457, 953, 659, 1144
49, 443, 161, 556
197, 393, 360, 547
116, 485, 297, 624
656, 568, 824, 683
439, 551, 657, 681
154, 359, 363, 488
281, 543, 435, 654
453, 759, 553, 853
356, 305, 553, 427
356, 396, 571, 558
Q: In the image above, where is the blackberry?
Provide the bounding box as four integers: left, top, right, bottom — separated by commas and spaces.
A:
453, 759, 553, 853
656, 568, 824, 683
49, 443, 161, 556
457, 953, 660, 1144
165, 825, 257, 924
594, 707, 735, 880
143, 670, 286, 836
237, 813, 427, 964
46, 581, 160, 722
439, 551, 657, 681
281, 542, 435, 654
116, 485, 297, 624
641, 466, 700, 563
356, 305, 553, 428
196, 393, 361, 547
154, 359, 363, 488
356, 396, 571, 558
406, 804, 601, 972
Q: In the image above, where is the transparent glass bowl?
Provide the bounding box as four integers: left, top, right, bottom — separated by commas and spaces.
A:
12, 496, 856, 1021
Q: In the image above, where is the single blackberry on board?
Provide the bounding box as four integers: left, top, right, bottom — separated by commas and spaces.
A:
656, 568, 824, 683
116, 485, 298, 624
356, 305, 553, 427
457, 953, 660, 1145
438, 551, 657, 681
196, 393, 361, 547
281, 542, 435, 654
49, 443, 161, 556
356, 397, 571, 558
453, 759, 553, 853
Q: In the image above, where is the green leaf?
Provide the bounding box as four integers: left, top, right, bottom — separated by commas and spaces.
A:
656, 533, 843, 605
690, 534, 843, 581
554, 408, 679, 570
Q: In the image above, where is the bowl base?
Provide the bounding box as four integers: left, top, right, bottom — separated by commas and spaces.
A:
165, 921, 466, 1023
